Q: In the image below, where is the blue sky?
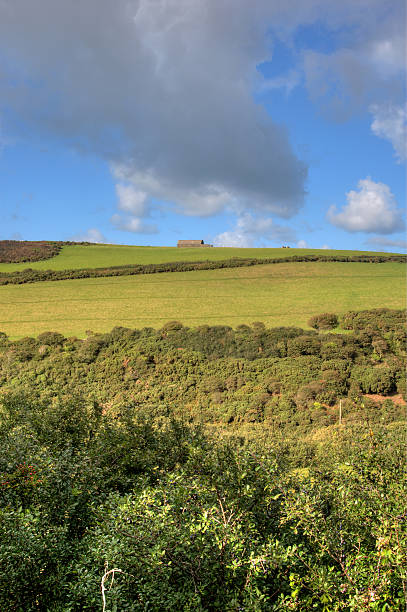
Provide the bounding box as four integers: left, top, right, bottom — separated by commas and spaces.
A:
0, 0, 405, 251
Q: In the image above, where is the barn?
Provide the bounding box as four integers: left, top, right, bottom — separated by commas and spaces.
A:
177, 240, 213, 248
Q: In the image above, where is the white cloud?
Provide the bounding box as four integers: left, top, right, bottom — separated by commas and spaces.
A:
110, 213, 158, 234
71, 228, 108, 243
297, 240, 309, 248
321, 244, 330, 249
214, 230, 252, 249
327, 177, 404, 234
370, 103, 407, 161
112, 173, 158, 233
213, 213, 296, 247
116, 183, 148, 216
369, 36, 406, 77
112, 163, 235, 217
365, 236, 407, 250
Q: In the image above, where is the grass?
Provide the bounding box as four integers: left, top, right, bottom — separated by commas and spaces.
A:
0, 244, 398, 273
0, 261, 404, 339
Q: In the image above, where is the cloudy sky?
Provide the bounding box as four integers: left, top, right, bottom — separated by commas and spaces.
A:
0, 0, 405, 251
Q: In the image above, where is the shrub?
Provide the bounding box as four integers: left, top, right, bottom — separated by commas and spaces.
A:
12, 337, 38, 362
200, 376, 226, 393
287, 335, 320, 357
161, 320, 184, 332
295, 381, 326, 408
351, 365, 396, 395
37, 331, 65, 346
251, 321, 266, 333
0, 508, 69, 610
76, 336, 106, 363
308, 312, 338, 330
396, 376, 406, 398
321, 359, 350, 374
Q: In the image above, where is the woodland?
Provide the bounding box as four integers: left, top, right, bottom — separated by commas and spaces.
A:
0, 308, 405, 610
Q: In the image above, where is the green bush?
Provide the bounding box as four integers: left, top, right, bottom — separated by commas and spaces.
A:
351, 365, 397, 394
287, 335, 320, 357
0, 387, 405, 610
308, 312, 338, 329
0, 508, 70, 611
161, 320, 184, 332
12, 337, 38, 362
0, 311, 405, 608
37, 331, 65, 346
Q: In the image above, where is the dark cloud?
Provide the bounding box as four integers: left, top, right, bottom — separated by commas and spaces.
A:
0, 0, 309, 221
302, 1, 405, 120
0, 0, 402, 235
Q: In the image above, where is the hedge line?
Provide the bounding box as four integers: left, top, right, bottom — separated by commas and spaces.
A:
0, 253, 405, 285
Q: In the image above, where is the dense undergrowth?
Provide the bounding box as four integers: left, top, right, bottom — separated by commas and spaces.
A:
0, 253, 405, 285
0, 240, 64, 264
0, 308, 405, 425
0, 308, 405, 610
0, 240, 94, 264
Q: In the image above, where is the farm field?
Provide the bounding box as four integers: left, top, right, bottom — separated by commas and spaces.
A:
0, 243, 395, 273
0, 261, 404, 338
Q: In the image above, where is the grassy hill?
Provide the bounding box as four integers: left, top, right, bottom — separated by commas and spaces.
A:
0, 260, 404, 338
0, 243, 397, 273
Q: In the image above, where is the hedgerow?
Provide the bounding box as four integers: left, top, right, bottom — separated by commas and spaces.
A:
0, 253, 405, 285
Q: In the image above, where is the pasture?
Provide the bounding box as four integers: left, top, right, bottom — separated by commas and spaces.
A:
0, 244, 394, 273
0, 261, 404, 338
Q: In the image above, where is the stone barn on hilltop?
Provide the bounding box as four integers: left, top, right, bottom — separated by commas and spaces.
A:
177, 240, 213, 248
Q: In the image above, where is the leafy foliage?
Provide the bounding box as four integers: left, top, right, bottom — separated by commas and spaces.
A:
0, 310, 405, 609
308, 312, 338, 330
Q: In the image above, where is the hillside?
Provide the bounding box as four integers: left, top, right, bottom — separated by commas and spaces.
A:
1, 308, 405, 424
0, 308, 405, 609
0, 261, 404, 338
0, 241, 406, 609
0, 242, 399, 273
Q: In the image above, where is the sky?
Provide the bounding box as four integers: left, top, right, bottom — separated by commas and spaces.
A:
0, 0, 406, 251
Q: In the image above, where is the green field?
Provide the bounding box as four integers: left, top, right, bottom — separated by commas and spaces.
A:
0, 244, 395, 273
0, 261, 404, 338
